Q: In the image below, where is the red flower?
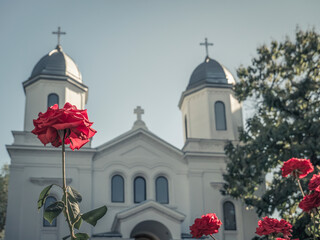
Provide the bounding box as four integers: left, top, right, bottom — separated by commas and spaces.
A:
299, 191, 320, 212
256, 217, 292, 239
190, 213, 222, 238
308, 174, 320, 192
32, 103, 96, 150
276, 238, 299, 240
281, 158, 314, 179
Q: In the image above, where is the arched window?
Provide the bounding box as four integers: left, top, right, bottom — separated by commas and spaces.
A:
184, 116, 188, 139
111, 175, 124, 202
43, 196, 57, 227
48, 93, 59, 108
223, 201, 236, 230
134, 177, 146, 203
156, 176, 169, 204
215, 101, 227, 130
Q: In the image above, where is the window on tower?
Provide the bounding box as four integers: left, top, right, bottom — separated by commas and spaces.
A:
215, 101, 227, 130
48, 93, 59, 108
184, 116, 188, 139
223, 201, 237, 230
134, 176, 146, 203
111, 175, 124, 203
43, 196, 57, 227
155, 176, 169, 204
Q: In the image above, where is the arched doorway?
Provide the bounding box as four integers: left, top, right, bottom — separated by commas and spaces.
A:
130, 220, 172, 240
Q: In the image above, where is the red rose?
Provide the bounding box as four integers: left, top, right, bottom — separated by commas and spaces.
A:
298, 191, 320, 212
32, 103, 96, 150
276, 238, 299, 240
190, 213, 222, 238
281, 158, 314, 179
256, 216, 292, 239
189, 218, 203, 238
308, 174, 320, 192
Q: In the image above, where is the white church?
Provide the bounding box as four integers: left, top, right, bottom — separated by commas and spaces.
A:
5, 33, 258, 240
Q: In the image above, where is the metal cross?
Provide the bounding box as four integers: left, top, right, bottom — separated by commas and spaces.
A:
52, 27, 66, 45
134, 106, 144, 121
200, 38, 213, 57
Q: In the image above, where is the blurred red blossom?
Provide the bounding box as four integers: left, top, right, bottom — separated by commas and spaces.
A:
190, 213, 222, 238
308, 174, 320, 192
256, 216, 292, 239
281, 158, 314, 179
276, 238, 299, 240
299, 191, 320, 212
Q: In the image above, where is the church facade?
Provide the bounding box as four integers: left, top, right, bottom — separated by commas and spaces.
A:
5, 39, 258, 240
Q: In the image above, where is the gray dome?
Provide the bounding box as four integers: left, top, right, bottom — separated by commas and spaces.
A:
187, 57, 235, 90
30, 45, 82, 82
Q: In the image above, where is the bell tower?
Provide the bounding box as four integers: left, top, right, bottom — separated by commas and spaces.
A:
22, 27, 88, 131
179, 40, 250, 240
178, 39, 242, 145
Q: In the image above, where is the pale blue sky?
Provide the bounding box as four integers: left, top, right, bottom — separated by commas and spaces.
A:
1, 0, 320, 167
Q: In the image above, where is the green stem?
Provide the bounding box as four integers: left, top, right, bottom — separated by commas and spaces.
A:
209, 234, 218, 240
269, 234, 276, 240
297, 178, 305, 197
61, 130, 76, 239
311, 212, 316, 240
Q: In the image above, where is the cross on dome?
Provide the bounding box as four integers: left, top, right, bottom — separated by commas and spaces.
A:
52, 27, 66, 46
134, 106, 144, 121
200, 38, 213, 57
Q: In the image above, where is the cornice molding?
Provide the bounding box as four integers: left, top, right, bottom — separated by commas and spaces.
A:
30, 177, 72, 186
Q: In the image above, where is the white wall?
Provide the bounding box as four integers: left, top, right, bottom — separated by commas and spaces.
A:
92, 132, 189, 236
5, 143, 95, 240
24, 79, 87, 131
180, 87, 242, 142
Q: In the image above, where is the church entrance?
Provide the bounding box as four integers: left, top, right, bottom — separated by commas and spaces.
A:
130, 220, 172, 240
134, 234, 156, 240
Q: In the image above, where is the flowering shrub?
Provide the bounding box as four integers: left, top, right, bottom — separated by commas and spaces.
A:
265, 157, 319, 240
190, 157, 320, 240
189, 213, 222, 239
33, 103, 106, 240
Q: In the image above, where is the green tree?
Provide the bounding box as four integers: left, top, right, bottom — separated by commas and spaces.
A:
222, 29, 320, 239
0, 164, 9, 238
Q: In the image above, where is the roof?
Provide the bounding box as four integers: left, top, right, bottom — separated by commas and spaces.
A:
187, 56, 235, 90
29, 45, 82, 82
95, 127, 183, 160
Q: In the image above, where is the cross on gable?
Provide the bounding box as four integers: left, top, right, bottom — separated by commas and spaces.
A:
52, 27, 66, 46
200, 38, 213, 57
134, 106, 144, 121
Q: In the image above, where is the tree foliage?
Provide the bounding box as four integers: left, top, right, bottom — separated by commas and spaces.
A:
222, 29, 320, 239
0, 164, 9, 235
